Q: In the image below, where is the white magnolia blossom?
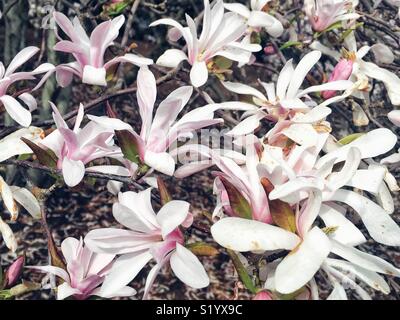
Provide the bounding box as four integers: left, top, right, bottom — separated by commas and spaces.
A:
221, 50, 353, 136
150, 0, 261, 87
311, 32, 400, 105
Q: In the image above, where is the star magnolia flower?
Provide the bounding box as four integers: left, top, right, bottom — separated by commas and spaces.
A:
85, 188, 209, 299
52, 12, 153, 87
259, 128, 400, 247
212, 185, 400, 296
175, 142, 272, 223
311, 32, 400, 105
0, 175, 40, 252
304, 0, 359, 32
221, 50, 353, 136
224, 0, 284, 37
39, 103, 122, 187
0, 46, 55, 126
30, 237, 135, 300
150, 0, 261, 87
89, 66, 227, 176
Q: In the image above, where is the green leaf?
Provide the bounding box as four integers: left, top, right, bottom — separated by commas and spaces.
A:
187, 242, 219, 256
220, 177, 252, 219
280, 41, 302, 50
20, 138, 57, 168
214, 56, 233, 70
115, 130, 142, 164
227, 249, 257, 294
338, 133, 364, 145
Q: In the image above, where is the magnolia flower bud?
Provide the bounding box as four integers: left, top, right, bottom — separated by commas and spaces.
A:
4, 256, 25, 288
253, 291, 273, 300
322, 58, 354, 99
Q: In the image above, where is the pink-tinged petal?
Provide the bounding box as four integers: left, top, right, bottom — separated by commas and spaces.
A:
55, 64, 79, 88
211, 217, 300, 252
87, 114, 133, 131
156, 200, 190, 238
253, 291, 273, 300
5, 46, 39, 76
137, 67, 157, 140
275, 227, 331, 294
190, 60, 208, 88
144, 151, 176, 176
99, 250, 153, 298
0, 95, 32, 127
62, 158, 85, 187
54, 40, 85, 54
29, 265, 70, 283
85, 228, 158, 255
319, 204, 366, 246
49, 101, 68, 129
104, 53, 153, 70
87, 165, 131, 177
170, 243, 210, 288
57, 282, 81, 300
90, 15, 125, 67
53, 12, 80, 42
0, 216, 17, 252
58, 128, 79, 156
322, 59, 354, 99
4, 256, 25, 287
328, 189, 400, 246
9, 186, 41, 219
61, 237, 80, 265
82, 65, 107, 86
149, 86, 193, 140
87, 251, 115, 276
155, 49, 187, 68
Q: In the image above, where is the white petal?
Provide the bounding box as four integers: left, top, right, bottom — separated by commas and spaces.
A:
57, 282, 81, 300
0, 216, 17, 252
190, 60, 208, 88
100, 251, 153, 297
0, 176, 18, 219
211, 217, 300, 252
221, 81, 267, 101
156, 49, 188, 68
275, 227, 331, 294
62, 158, 85, 187
9, 186, 41, 219
82, 66, 107, 86
0, 95, 32, 127
156, 200, 189, 238
328, 189, 400, 246
331, 240, 400, 276
170, 243, 209, 288
319, 204, 366, 246
144, 151, 175, 176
